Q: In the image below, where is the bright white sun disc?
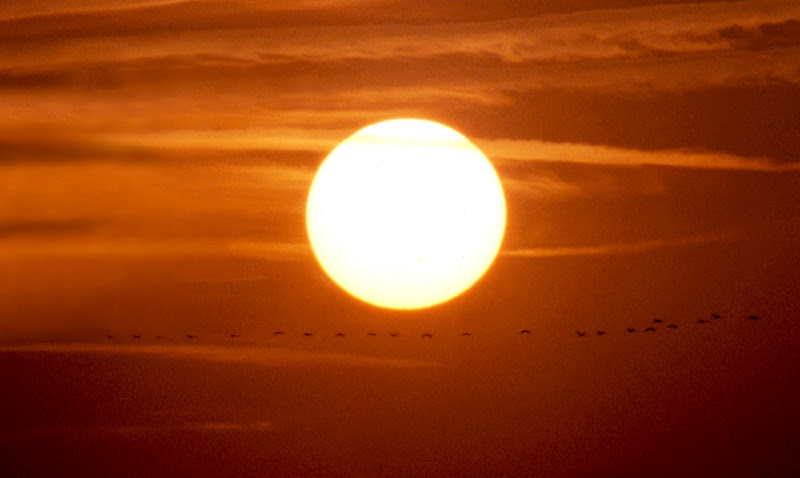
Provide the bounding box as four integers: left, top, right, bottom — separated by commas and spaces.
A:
306, 119, 506, 309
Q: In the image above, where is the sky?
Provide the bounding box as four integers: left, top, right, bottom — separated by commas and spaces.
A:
1, 0, 799, 476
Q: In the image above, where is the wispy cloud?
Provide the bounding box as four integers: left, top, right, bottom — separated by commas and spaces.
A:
482, 138, 800, 172
0, 343, 442, 368
2, 1, 797, 86
83, 126, 800, 171
503, 234, 733, 258
0, 420, 276, 438
0, 238, 311, 260
0, 219, 99, 238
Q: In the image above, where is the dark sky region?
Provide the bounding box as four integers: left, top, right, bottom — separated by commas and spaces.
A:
1, 1, 800, 476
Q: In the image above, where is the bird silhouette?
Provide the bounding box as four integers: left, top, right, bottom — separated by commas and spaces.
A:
335, 333, 345, 338
459, 332, 472, 337
303, 332, 313, 337
155, 336, 165, 339
748, 315, 760, 320
106, 335, 114, 339
421, 333, 433, 339
576, 331, 588, 337
132, 335, 141, 339
272, 331, 284, 335
626, 328, 637, 333
186, 334, 196, 339
596, 331, 607, 336
389, 332, 399, 338
711, 313, 722, 319
698, 319, 709, 324
653, 319, 664, 323
667, 324, 678, 329
519, 329, 532, 335
229, 334, 240, 338
367, 332, 377, 336
644, 327, 657, 332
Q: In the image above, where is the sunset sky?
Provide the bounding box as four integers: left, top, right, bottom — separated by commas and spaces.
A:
1, 0, 799, 476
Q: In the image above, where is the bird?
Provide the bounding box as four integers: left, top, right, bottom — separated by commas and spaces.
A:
272, 331, 284, 335
644, 327, 657, 332
389, 332, 399, 338
576, 331, 588, 337
303, 332, 313, 337
626, 328, 637, 333
155, 336, 165, 340
335, 333, 345, 338
653, 319, 664, 323
748, 315, 760, 320
596, 331, 607, 336
186, 334, 196, 339
711, 313, 722, 319
105, 335, 114, 339
229, 334, 240, 338
667, 324, 678, 329
460, 332, 472, 337
519, 329, 532, 335
367, 332, 377, 337
698, 319, 709, 324
132, 335, 142, 339
421, 333, 433, 339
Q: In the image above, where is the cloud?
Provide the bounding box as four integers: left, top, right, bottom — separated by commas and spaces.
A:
0, 420, 276, 438
195, 421, 275, 432
459, 81, 800, 164
0, 219, 99, 238
502, 234, 733, 258
0, 343, 443, 368
2, 1, 798, 88
482, 138, 800, 172
0, 238, 311, 260
84, 124, 800, 172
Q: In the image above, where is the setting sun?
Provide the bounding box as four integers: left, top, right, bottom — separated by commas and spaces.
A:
306, 119, 506, 309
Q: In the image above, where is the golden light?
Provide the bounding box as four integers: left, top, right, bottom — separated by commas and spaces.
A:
306, 119, 506, 309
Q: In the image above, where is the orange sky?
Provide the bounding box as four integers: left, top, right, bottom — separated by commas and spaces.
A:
1, 1, 799, 476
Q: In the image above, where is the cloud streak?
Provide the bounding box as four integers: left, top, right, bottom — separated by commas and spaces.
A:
0, 238, 311, 260
503, 234, 733, 258
0, 420, 276, 438
0, 343, 442, 368
484, 139, 800, 172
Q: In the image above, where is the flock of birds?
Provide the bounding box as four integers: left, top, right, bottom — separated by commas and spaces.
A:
105, 314, 761, 341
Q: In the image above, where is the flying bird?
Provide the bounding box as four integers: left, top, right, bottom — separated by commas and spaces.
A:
748, 315, 760, 320
596, 331, 607, 336
653, 319, 664, 323
105, 335, 114, 339
303, 332, 313, 337
367, 332, 377, 337
519, 329, 532, 335
421, 333, 433, 339
644, 327, 657, 332
132, 335, 141, 339
389, 332, 399, 337
460, 332, 472, 337
711, 313, 721, 319
272, 331, 284, 335
335, 333, 345, 338
155, 336, 165, 339
576, 331, 588, 337
186, 334, 196, 339
229, 334, 240, 338
667, 324, 678, 329
698, 319, 709, 324
626, 328, 637, 333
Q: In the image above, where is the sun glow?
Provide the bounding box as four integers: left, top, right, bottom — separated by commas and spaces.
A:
306, 119, 506, 309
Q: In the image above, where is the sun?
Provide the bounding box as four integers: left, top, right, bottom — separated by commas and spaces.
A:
306, 119, 506, 310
